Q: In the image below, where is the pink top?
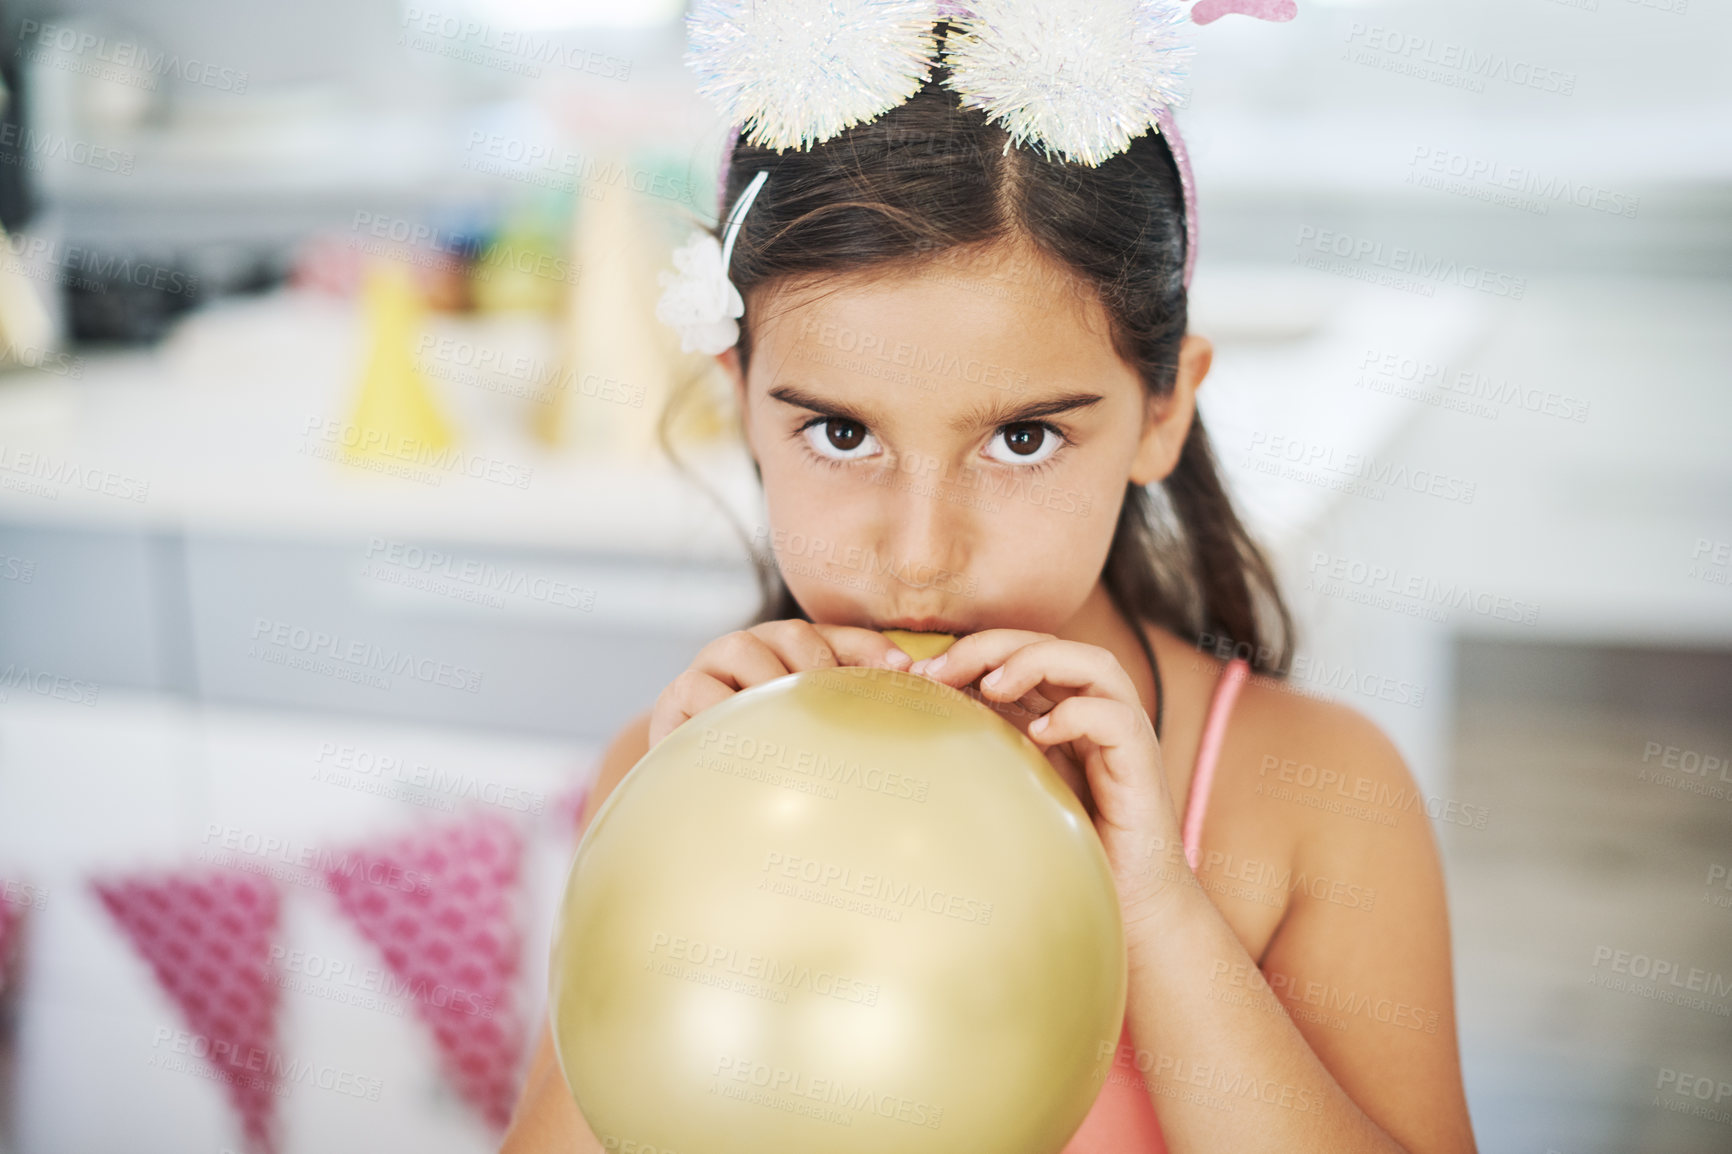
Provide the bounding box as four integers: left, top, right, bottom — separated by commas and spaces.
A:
1061, 656, 1252, 1154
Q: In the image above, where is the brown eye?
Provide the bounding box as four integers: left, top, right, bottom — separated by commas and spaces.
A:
802, 417, 880, 462
825, 419, 866, 452
1002, 423, 1044, 455
987, 422, 1062, 466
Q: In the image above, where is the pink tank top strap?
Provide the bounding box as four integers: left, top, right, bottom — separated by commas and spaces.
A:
1180, 656, 1251, 870
1060, 656, 1254, 1154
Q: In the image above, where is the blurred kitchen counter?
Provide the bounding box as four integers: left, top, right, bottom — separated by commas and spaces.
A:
0, 288, 765, 558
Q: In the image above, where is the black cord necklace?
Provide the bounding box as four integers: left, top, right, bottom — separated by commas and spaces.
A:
1134, 618, 1165, 743
1107, 586, 1164, 742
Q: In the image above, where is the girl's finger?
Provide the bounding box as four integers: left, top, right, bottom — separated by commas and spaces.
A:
908, 628, 1055, 684
1025, 695, 1160, 787
972, 638, 1142, 714
813, 624, 916, 670
744, 620, 843, 673
1025, 697, 1183, 860
690, 629, 799, 691
648, 669, 739, 746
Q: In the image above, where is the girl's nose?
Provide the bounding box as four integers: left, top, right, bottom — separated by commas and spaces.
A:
876, 469, 972, 591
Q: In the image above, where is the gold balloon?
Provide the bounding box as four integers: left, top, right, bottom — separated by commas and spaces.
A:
881, 630, 959, 662
550, 664, 1126, 1154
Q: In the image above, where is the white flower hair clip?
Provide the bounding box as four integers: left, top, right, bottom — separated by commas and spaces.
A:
654, 168, 769, 356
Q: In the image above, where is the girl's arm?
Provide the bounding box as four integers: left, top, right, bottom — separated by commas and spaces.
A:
919, 632, 1477, 1154
500, 1019, 605, 1154
1120, 706, 1477, 1154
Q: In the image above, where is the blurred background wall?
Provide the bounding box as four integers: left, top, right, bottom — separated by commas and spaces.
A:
0, 0, 1725, 1151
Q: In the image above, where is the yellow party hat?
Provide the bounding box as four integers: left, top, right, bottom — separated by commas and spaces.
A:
535, 154, 696, 458
345, 261, 454, 468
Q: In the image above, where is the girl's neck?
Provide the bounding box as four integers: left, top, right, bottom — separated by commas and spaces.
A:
1062, 583, 1159, 723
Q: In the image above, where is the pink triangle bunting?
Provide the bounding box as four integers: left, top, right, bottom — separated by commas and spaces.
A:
91, 868, 284, 1154
0, 879, 33, 996
321, 812, 528, 1130
551, 780, 592, 841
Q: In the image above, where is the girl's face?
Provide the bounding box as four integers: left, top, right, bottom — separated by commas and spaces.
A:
723, 238, 1208, 638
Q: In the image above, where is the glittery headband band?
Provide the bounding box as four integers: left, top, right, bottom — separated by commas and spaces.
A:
705, 0, 1304, 293
668, 1, 1297, 355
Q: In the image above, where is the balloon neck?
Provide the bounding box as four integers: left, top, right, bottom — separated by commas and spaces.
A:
882, 631, 958, 661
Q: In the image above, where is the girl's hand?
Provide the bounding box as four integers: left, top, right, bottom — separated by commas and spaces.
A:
909, 630, 1189, 935
648, 620, 914, 746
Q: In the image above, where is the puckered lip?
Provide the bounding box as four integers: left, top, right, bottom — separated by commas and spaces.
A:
875, 617, 969, 635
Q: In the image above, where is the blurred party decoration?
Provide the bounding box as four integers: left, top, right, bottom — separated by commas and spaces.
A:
0, 225, 53, 369
470, 201, 566, 317
0, 59, 51, 366
0, 879, 35, 997
344, 261, 456, 470
533, 153, 692, 459
549, 666, 1126, 1154
289, 234, 370, 298
91, 869, 284, 1154
552, 780, 593, 841
322, 812, 528, 1131
292, 220, 480, 311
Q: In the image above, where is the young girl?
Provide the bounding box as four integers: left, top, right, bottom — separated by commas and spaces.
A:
501, 41, 1477, 1154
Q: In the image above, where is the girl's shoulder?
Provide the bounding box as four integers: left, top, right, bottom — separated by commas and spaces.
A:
1162, 634, 1474, 1150
1152, 629, 1443, 964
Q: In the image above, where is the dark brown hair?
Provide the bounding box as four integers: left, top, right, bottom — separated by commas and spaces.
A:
660, 34, 1293, 676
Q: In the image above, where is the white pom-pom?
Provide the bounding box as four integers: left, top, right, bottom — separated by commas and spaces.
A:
687, 0, 942, 152
942, 0, 1193, 167
655, 232, 745, 356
